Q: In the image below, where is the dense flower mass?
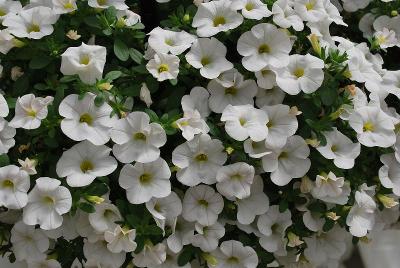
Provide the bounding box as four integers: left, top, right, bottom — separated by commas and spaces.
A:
0, 0, 399, 267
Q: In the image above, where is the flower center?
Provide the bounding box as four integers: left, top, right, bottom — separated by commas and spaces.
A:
80, 55, 90, 65
103, 209, 115, 218
158, 64, 169, 73
63, 1, 74, 9
201, 57, 211, 66
97, 0, 107, 5
239, 118, 247, 126
79, 113, 93, 125
271, 223, 279, 233
230, 173, 242, 180
294, 68, 305, 78
198, 199, 209, 207
225, 87, 237, 95
258, 44, 270, 54
2, 179, 14, 188
278, 151, 288, 159
195, 153, 208, 162
27, 24, 40, 33
331, 145, 338, 152
43, 196, 55, 205
227, 256, 240, 264
26, 109, 37, 117
80, 160, 94, 173
139, 173, 152, 184
0, 9, 6, 16
165, 38, 175, 46
213, 16, 226, 27
153, 203, 162, 212
261, 69, 270, 76
306, 1, 315, 10
245, 2, 254, 11
266, 121, 273, 128
363, 121, 375, 132
133, 132, 147, 141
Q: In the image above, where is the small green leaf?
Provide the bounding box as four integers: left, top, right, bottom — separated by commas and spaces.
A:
114, 39, 130, 61
129, 48, 143, 64
29, 54, 52, 69
105, 70, 122, 81
79, 202, 96, 213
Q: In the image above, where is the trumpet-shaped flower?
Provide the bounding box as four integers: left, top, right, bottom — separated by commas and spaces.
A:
148, 27, 196, 55
0, 165, 29, 209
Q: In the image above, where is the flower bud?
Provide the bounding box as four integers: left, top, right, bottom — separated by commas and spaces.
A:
377, 194, 399, 208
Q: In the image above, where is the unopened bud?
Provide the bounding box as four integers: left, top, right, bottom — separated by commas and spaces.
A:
85, 195, 105, 204
377, 194, 399, 208
98, 82, 113, 91
309, 34, 322, 56
287, 232, 303, 247
202, 253, 218, 267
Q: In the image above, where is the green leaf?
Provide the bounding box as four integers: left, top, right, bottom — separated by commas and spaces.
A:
129, 48, 143, 64
114, 39, 130, 61
29, 54, 52, 69
79, 202, 96, 213
177, 247, 194, 266
145, 109, 159, 122
279, 199, 289, 212
105, 70, 122, 81
87, 183, 109, 196
0, 154, 10, 167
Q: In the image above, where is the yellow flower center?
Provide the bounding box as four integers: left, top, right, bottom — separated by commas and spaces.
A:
230, 174, 242, 180
201, 57, 211, 66
97, 0, 107, 5
133, 132, 147, 141
80, 160, 94, 173
139, 173, 152, 184
261, 69, 270, 76
363, 121, 375, 132
43, 196, 55, 205
331, 145, 338, 152
278, 151, 288, 160
79, 113, 93, 125
195, 153, 208, 162
213, 16, 226, 27
258, 44, 270, 54
158, 64, 169, 73
80, 55, 90, 65
26, 109, 37, 117
245, 3, 254, 11
198, 199, 209, 207
266, 121, 273, 128
63, 1, 74, 9
225, 87, 237, 95
27, 24, 40, 33
2, 179, 14, 188
165, 39, 174, 46
0, 9, 6, 16
306, 1, 315, 10
239, 118, 247, 126
294, 68, 305, 78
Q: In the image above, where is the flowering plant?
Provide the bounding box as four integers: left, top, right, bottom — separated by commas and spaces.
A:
0, 0, 399, 267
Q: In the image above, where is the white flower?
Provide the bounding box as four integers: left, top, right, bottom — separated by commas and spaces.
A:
52, 0, 77, 14
119, 157, 171, 204
346, 189, 376, 237
132, 242, 167, 268
349, 106, 396, 148
148, 27, 196, 55
0, 29, 17, 54
146, 192, 182, 231
221, 104, 268, 142
192, 0, 243, 37
0, 117, 16, 154
316, 128, 361, 169
293, 0, 327, 22
166, 217, 194, 253
111, 111, 166, 163
59, 93, 117, 145
208, 69, 258, 113
60, 43, 107, 84
342, 0, 371, 12
379, 153, 400, 197
262, 135, 311, 186
87, 0, 128, 10
11, 221, 49, 261
9, 94, 53, 129
212, 240, 258, 268
23, 177, 72, 230
216, 162, 255, 199
116, 9, 141, 27
275, 54, 324, 95
310, 172, 351, 205
0, 165, 29, 209
154, 247, 191, 268
303, 226, 348, 267
237, 23, 292, 72
367, 70, 400, 99
191, 221, 225, 252
3, 6, 58, 39
175, 109, 210, 141
257, 205, 292, 255
172, 134, 227, 186
18, 157, 37, 175
146, 53, 180, 82
182, 184, 224, 226
89, 202, 122, 233
83, 239, 126, 268
0, 0, 22, 21
181, 87, 211, 118
262, 104, 298, 148
236, 175, 269, 225
56, 141, 117, 187
185, 37, 233, 79
303, 210, 325, 232
104, 225, 137, 253
44, 214, 79, 241
255, 68, 277, 90
232, 0, 272, 20
374, 28, 398, 49
272, 0, 304, 31
0, 94, 8, 117
75, 211, 104, 243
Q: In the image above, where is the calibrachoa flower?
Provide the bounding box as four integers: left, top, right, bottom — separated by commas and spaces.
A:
56, 140, 118, 187
212, 240, 259, 268
0, 165, 30, 209
59, 93, 117, 145
146, 53, 180, 82
148, 27, 195, 55
111, 111, 167, 163
60, 43, 107, 85
23, 177, 72, 230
